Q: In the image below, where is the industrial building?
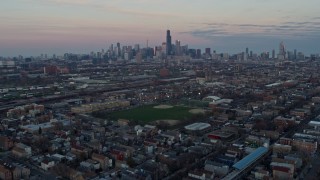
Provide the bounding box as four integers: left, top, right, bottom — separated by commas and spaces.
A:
184, 123, 211, 135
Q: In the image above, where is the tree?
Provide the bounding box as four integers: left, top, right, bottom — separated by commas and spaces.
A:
126, 157, 136, 168
38, 127, 42, 135
156, 121, 170, 130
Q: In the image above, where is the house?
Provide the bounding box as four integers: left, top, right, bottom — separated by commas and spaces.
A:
273, 143, 292, 154
160, 131, 180, 143
204, 160, 229, 176
0, 165, 12, 180
188, 169, 215, 180
110, 149, 125, 161
7, 166, 20, 180
252, 130, 280, 140
80, 159, 100, 171
274, 116, 297, 131
188, 145, 211, 157
135, 160, 167, 180
253, 169, 270, 180
51, 154, 65, 162
0, 136, 14, 150
71, 146, 90, 159
12, 143, 32, 158
14, 164, 30, 180
91, 153, 112, 170
118, 119, 130, 126
290, 108, 310, 118
0, 162, 29, 180
158, 152, 195, 172
271, 162, 294, 179
140, 125, 158, 136
85, 140, 101, 151
66, 152, 77, 163
111, 145, 135, 159
293, 139, 317, 154
284, 154, 302, 169
69, 169, 85, 180
41, 159, 55, 171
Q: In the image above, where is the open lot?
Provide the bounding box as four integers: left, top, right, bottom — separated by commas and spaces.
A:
189, 108, 207, 114
110, 105, 193, 123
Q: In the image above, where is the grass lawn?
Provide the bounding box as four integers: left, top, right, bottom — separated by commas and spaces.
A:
110, 105, 193, 123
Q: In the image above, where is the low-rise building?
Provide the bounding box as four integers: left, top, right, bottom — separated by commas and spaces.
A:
207, 130, 236, 143
253, 169, 270, 180
80, 159, 100, 171
41, 159, 55, 171
188, 169, 215, 180
204, 160, 229, 176
0, 165, 12, 180
11, 143, 32, 158
0, 136, 14, 150
185, 123, 211, 135
92, 153, 112, 170
271, 162, 294, 179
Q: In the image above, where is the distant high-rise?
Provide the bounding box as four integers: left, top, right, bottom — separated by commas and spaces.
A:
117, 42, 121, 57
272, 49, 275, 59
166, 30, 172, 56
246, 47, 249, 56
205, 48, 211, 55
196, 49, 201, 58
175, 40, 181, 56
278, 41, 286, 60
279, 42, 285, 55
109, 44, 113, 52
134, 44, 140, 52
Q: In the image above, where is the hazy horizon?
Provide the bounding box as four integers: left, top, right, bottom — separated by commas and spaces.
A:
1, 0, 320, 57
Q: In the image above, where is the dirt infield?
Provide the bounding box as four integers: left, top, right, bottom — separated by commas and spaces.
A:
153, 105, 174, 109
154, 119, 181, 126
189, 109, 206, 114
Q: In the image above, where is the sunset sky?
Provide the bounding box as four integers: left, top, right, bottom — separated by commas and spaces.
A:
1, 0, 320, 56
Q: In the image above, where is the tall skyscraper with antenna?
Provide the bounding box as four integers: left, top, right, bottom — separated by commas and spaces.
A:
166, 30, 172, 56
146, 39, 149, 59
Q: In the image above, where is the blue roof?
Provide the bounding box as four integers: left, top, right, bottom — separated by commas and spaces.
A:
232, 147, 268, 171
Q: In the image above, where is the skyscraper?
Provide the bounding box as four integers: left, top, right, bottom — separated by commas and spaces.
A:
175, 40, 181, 56
166, 30, 172, 56
279, 42, 285, 55
110, 44, 113, 52
196, 49, 201, 58
272, 49, 275, 59
205, 48, 211, 55
134, 44, 140, 52
117, 42, 121, 57
278, 41, 286, 60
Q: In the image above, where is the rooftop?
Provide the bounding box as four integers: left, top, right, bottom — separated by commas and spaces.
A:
185, 123, 211, 131
232, 147, 268, 171
208, 130, 235, 138
309, 121, 320, 126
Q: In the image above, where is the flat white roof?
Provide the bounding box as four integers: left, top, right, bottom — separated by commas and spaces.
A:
185, 123, 211, 131
265, 82, 282, 87
21, 122, 53, 131
209, 99, 233, 105
52, 154, 65, 159
309, 121, 320, 126
205, 96, 221, 101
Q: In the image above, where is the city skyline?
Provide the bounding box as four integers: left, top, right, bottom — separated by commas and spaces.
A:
1, 0, 320, 56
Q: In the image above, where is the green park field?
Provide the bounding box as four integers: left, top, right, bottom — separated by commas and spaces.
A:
110, 105, 193, 123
